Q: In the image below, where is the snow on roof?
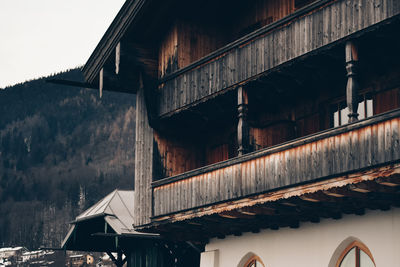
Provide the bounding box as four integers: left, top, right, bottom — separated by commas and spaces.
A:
22, 250, 48, 256
0, 247, 26, 252
69, 254, 84, 258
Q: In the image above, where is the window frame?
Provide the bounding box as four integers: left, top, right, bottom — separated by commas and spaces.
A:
244, 255, 265, 267
331, 92, 374, 127
336, 241, 375, 267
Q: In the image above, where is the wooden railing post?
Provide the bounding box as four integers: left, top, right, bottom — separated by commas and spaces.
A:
237, 86, 249, 156
345, 41, 359, 123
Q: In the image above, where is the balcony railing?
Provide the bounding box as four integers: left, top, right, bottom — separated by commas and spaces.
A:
157, 0, 400, 117
152, 109, 400, 218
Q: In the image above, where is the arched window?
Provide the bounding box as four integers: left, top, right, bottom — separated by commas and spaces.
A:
336, 241, 375, 267
244, 256, 265, 267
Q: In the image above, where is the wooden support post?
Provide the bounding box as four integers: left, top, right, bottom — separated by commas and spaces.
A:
237, 86, 249, 156
107, 249, 125, 267
345, 41, 359, 123
134, 71, 154, 226
117, 249, 123, 267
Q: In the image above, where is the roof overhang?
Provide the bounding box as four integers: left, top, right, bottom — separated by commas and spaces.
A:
61, 215, 159, 252
145, 164, 400, 242
82, 0, 148, 84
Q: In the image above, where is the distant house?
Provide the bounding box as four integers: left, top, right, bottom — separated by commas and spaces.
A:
0, 247, 27, 264
62, 190, 196, 267
67, 0, 400, 266
21, 249, 64, 266
68, 254, 95, 267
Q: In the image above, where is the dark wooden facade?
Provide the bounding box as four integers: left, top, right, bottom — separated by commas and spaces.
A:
157, 0, 400, 117
81, 0, 400, 243
153, 110, 400, 216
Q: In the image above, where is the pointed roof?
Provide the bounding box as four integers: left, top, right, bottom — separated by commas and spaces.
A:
74, 190, 135, 234
61, 190, 159, 252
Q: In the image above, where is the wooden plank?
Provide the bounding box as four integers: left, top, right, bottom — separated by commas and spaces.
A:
377, 121, 385, 164
358, 124, 366, 168
384, 120, 392, 161
195, 69, 201, 103
134, 85, 153, 225
294, 144, 302, 184
257, 37, 265, 75
211, 170, 217, 204
250, 160, 257, 194
269, 153, 277, 188
393, 118, 400, 160
192, 177, 197, 211
256, 157, 264, 193
208, 61, 214, 95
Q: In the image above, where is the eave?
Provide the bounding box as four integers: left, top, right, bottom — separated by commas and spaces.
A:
139, 109, 400, 241
82, 0, 148, 84
146, 167, 400, 242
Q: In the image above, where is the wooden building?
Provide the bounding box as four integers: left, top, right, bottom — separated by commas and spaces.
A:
61, 190, 198, 267
73, 0, 400, 266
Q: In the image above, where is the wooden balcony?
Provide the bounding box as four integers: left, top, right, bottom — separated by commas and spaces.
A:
157, 0, 400, 118
152, 109, 400, 218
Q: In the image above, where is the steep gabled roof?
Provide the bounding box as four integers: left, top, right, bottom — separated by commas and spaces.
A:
82, 0, 147, 83
61, 190, 159, 251
74, 190, 135, 234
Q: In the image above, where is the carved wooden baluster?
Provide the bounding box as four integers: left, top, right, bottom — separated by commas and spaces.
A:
237, 86, 249, 156
345, 41, 359, 123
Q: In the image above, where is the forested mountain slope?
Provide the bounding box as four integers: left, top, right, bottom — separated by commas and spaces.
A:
0, 69, 136, 249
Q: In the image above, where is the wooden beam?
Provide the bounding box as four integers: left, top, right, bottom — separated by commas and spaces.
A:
322, 190, 345, 198
299, 195, 321, 202
375, 176, 400, 187
323, 187, 365, 198
299, 192, 336, 202
348, 183, 371, 193
239, 206, 276, 216
219, 210, 255, 219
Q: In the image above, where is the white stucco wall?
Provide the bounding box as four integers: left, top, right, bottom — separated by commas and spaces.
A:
201, 208, 400, 267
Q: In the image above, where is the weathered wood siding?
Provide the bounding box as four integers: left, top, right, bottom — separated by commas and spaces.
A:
158, 21, 226, 77
158, 23, 179, 77
158, 0, 294, 78
153, 131, 204, 178
234, 0, 294, 36
158, 0, 400, 117
250, 121, 295, 150
134, 86, 153, 226
152, 110, 400, 217
153, 126, 237, 178
374, 88, 400, 115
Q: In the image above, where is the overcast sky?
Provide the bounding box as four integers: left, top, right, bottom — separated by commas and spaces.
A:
0, 0, 125, 89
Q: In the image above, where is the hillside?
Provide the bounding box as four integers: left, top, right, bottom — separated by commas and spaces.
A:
0, 69, 136, 249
